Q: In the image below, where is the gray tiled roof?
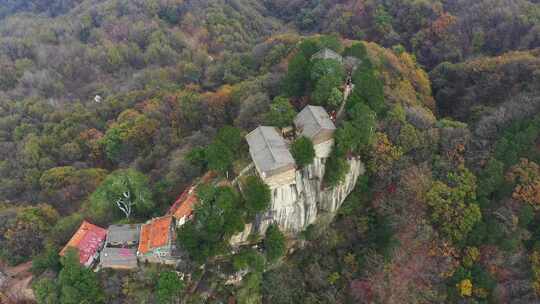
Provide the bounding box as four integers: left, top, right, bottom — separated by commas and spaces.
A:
312, 48, 343, 61
246, 126, 295, 174
100, 247, 138, 269
294, 105, 336, 139
106, 224, 141, 245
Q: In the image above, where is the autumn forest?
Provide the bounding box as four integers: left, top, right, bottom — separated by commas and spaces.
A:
1, 0, 540, 303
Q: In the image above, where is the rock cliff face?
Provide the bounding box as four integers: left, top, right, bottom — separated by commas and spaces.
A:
231, 157, 364, 244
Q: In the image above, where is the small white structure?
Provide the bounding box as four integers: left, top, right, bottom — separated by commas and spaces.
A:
246, 126, 296, 188
311, 48, 343, 63
294, 105, 336, 158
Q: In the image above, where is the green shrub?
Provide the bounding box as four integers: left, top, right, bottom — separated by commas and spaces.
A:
33, 277, 59, 304
436, 118, 468, 129
243, 176, 271, 217
156, 271, 184, 304
324, 149, 350, 187
291, 136, 315, 167
265, 96, 297, 128
233, 248, 265, 273
58, 248, 105, 304
31, 245, 61, 275
264, 224, 286, 263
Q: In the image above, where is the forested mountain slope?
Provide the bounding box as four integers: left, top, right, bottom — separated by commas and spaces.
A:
0, 0, 285, 103
431, 49, 540, 120
0, 0, 293, 204
265, 0, 540, 68
261, 45, 540, 303
1, 0, 539, 105
0, 0, 540, 303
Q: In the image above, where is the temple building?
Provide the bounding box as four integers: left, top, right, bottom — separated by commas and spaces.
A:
168, 185, 198, 228
246, 126, 296, 188
60, 221, 107, 268
311, 48, 343, 63
137, 216, 177, 265
100, 224, 141, 270
294, 105, 336, 158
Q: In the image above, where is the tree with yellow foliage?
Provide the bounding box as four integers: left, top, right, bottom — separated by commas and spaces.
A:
457, 279, 473, 297
426, 167, 481, 243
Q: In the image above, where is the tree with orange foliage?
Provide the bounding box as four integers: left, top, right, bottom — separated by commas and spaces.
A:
506, 158, 540, 208
202, 85, 234, 126
79, 128, 105, 165
431, 13, 457, 38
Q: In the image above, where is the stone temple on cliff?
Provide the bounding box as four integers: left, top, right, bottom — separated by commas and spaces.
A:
246, 126, 296, 188
235, 105, 363, 240
293, 105, 336, 158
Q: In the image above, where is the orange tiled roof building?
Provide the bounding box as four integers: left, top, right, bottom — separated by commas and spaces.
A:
60, 220, 107, 267
137, 216, 177, 264
168, 185, 198, 226
167, 171, 216, 227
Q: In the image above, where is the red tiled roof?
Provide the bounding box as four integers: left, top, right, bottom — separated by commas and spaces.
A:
138, 216, 174, 255
167, 171, 216, 220
168, 185, 198, 220
60, 220, 107, 265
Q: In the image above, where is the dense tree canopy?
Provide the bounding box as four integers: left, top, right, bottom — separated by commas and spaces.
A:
33, 277, 60, 304
311, 74, 342, 106
349, 60, 386, 116
310, 59, 345, 84
282, 52, 310, 97
338, 102, 377, 154
233, 248, 266, 273
206, 142, 235, 176
156, 271, 185, 304
55, 248, 105, 304
194, 125, 243, 177
177, 185, 244, 263
39, 166, 108, 214
265, 96, 297, 128
1, 0, 540, 303
1, 204, 59, 264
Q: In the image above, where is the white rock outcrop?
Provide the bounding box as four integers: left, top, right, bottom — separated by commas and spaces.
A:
231, 157, 364, 244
